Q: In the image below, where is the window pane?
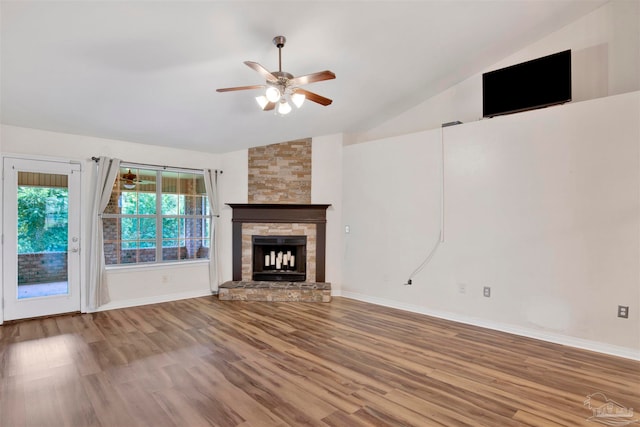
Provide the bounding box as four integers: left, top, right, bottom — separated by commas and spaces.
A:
121, 255, 138, 265
121, 218, 138, 240
200, 196, 210, 215
140, 240, 155, 248
179, 218, 186, 238
17, 186, 69, 254
197, 241, 209, 258
161, 172, 206, 196
121, 241, 137, 249
140, 218, 156, 239
178, 195, 184, 215
120, 243, 157, 264
162, 239, 178, 247
185, 217, 201, 240
161, 173, 178, 194
136, 170, 157, 192
139, 248, 156, 263
138, 193, 156, 215
194, 175, 206, 195
203, 218, 210, 238
162, 194, 178, 215
162, 217, 178, 239
121, 192, 137, 215
163, 248, 177, 261
183, 195, 198, 215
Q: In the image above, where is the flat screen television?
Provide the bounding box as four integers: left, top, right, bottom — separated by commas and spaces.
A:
482, 49, 571, 118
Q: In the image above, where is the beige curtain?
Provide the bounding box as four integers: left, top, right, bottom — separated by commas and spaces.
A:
87, 157, 120, 310
203, 169, 221, 292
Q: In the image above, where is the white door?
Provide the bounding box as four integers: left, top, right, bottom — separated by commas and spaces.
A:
3, 158, 81, 321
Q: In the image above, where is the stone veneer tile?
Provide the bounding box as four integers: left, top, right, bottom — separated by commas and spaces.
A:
248, 139, 311, 204
218, 281, 331, 303
243, 138, 323, 291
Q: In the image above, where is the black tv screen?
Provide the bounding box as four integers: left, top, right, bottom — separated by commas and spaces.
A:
482, 50, 571, 118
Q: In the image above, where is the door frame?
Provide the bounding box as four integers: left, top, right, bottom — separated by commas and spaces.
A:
1, 155, 84, 323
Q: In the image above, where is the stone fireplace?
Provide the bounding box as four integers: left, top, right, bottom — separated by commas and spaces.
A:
218, 139, 331, 302
219, 203, 331, 302
227, 203, 329, 281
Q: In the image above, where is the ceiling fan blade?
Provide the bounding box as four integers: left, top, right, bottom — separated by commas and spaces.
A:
293, 88, 333, 106
244, 61, 278, 83
263, 102, 276, 111
289, 70, 336, 86
216, 84, 265, 93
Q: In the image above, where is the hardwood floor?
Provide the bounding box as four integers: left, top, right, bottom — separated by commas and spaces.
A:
1, 296, 638, 427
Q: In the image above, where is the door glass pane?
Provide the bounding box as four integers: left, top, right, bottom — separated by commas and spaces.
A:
16, 172, 69, 299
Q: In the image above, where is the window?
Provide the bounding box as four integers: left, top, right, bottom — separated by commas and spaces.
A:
102, 166, 211, 266
17, 173, 69, 253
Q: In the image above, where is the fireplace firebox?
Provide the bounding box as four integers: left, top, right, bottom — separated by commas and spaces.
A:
252, 235, 306, 282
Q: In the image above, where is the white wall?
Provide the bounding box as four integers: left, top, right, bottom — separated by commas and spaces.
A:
1, 124, 222, 310
356, 0, 640, 144
312, 134, 344, 292
342, 91, 640, 359
217, 148, 248, 283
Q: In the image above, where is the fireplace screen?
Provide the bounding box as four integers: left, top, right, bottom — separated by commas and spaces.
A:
252, 235, 306, 282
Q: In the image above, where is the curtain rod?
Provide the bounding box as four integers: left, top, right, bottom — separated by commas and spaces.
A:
90, 157, 223, 174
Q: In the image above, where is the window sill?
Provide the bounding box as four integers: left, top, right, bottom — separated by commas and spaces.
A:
105, 259, 210, 273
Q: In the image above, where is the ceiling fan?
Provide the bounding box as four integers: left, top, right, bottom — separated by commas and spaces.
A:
216, 36, 336, 115
120, 169, 155, 189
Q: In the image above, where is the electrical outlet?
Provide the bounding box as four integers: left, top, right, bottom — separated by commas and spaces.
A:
458, 283, 467, 294
483, 286, 491, 298
618, 305, 629, 318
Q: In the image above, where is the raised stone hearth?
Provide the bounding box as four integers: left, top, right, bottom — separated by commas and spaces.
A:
219, 281, 331, 303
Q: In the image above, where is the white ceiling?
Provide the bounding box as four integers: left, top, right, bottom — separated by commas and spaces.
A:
1, 1, 605, 154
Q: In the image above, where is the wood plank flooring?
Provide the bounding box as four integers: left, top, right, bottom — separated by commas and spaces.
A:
1, 296, 638, 427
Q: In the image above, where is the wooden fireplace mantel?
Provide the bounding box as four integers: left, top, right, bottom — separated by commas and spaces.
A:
227, 204, 331, 282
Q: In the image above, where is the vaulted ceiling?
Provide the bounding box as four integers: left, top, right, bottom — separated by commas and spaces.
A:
1, 1, 605, 153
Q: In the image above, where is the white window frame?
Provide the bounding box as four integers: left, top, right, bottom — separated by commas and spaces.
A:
102, 163, 212, 267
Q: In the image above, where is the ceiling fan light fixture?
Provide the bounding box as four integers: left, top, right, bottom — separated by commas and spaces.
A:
265, 86, 281, 103
277, 99, 292, 115
291, 92, 305, 108
255, 95, 269, 110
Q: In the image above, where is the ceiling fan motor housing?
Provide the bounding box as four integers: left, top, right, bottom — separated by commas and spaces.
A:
273, 36, 286, 48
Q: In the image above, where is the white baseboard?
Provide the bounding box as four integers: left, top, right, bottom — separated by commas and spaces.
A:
92, 289, 214, 312
340, 290, 640, 361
